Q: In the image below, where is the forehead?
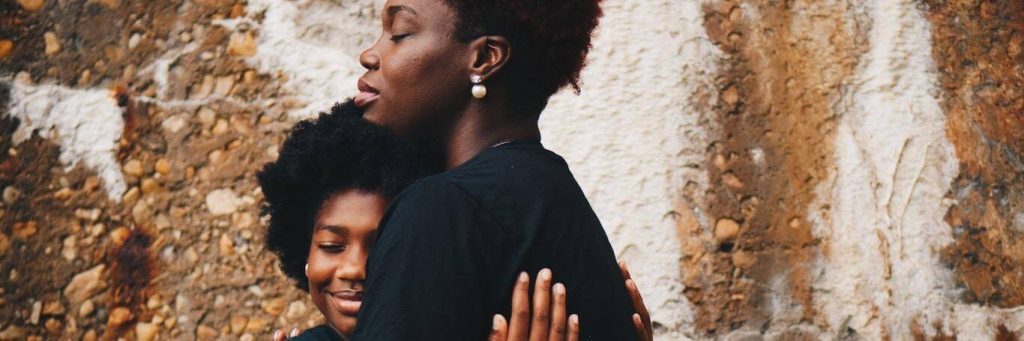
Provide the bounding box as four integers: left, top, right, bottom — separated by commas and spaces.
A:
315, 190, 389, 231
381, 0, 456, 22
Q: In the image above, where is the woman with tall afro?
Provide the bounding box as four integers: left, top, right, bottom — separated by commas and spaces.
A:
350, 0, 653, 339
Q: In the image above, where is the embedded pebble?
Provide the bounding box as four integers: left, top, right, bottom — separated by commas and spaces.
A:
136, 322, 158, 341
197, 107, 217, 126
42, 300, 65, 315
219, 233, 234, 256
260, 297, 286, 316
161, 115, 187, 133
44, 32, 60, 55
155, 158, 172, 175
196, 325, 219, 339
714, 218, 741, 243
227, 31, 256, 56
214, 75, 235, 96
123, 160, 145, 177
212, 119, 229, 135
0, 40, 11, 59
206, 189, 241, 215
64, 265, 106, 304
2, 186, 20, 204
18, 0, 44, 12
44, 318, 61, 333
29, 301, 41, 324
284, 300, 307, 320
79, 299, 95, 317
107, 306, 132, 326
230, 315, 248, 335
62, 235, 77, 261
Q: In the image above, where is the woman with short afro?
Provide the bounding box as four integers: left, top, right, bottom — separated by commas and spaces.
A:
351, 0, 653, 340
258, 101, 651, 340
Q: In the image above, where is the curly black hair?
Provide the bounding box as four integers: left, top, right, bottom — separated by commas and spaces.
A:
443, 0, 604, 115
257, 99, 429, 290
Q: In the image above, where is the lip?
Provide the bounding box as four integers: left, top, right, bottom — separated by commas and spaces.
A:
354, 79, 380, 108
327, 290, 363, 316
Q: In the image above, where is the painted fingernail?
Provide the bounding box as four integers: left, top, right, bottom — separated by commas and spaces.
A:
553, 283, 565, 295
570, 314, 579, 325
540, 268, 552, 281
626, 279, 635, 289
289, 328, 300, 337
519, 271, 529, 282
633, 313, 642, 322
273, 330, 283, 340
493, 315, 502, 330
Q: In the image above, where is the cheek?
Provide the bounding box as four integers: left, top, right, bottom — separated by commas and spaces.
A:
305, 253, 334, 287
381, 43, 465, 114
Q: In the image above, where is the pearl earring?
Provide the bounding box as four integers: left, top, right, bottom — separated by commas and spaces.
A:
471, 74, 487, 99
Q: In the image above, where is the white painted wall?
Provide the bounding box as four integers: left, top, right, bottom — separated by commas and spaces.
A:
541, 1, 720, 338
6, 73, 126, 200
812, 1, 1024, 338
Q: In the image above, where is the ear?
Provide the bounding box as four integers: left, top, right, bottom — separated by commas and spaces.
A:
467, 36, 511, 80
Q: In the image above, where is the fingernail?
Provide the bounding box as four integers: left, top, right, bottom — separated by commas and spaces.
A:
273, 330, 283, 340
570, 314, 579, 325
540, 268, 552, 281
493, 314, 501, 330
553, 283, 565, 295
626, 279, 634, 289
519, 271, 529, 282
633, 313, 641, 322
289, 328, 300, 337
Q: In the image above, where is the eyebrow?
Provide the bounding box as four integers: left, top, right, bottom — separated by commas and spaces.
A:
386, 5, 418, 17
314, 225, 348, 236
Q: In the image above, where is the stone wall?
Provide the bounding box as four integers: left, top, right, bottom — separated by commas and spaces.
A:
0, 0, 1020, 340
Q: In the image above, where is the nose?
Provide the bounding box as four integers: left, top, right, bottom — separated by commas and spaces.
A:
359, 40, 381, 71
335, 245, 368, 282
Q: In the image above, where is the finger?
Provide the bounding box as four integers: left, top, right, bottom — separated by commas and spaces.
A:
625, 279, 653, 340
289, 328, 301, 338
508, 272, 532, 341
548, 283, 567, 341
567, 315, 579, 341
273, 330, 285, 341
632, 313, 651, 341
529, 269, 553, 341
489, 314, 508, 341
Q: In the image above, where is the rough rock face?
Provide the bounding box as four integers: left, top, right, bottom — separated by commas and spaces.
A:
0, 0, 1021, 340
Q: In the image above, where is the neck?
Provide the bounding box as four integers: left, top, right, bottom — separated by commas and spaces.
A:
442, 102, 540, 169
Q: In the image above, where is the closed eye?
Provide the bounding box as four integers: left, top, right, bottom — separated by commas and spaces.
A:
317, 243, 347, 253
391, 33, 412, 42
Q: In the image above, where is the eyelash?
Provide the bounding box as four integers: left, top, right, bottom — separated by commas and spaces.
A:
391, 33, 411, 42
317, 243, 347, 253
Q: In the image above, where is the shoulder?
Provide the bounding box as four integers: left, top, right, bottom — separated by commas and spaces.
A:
389, 175, 477, 209
377, 176, 482, 233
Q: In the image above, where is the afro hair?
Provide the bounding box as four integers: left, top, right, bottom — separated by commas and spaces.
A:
257, 99, 430, 290
443, 0, 604, 115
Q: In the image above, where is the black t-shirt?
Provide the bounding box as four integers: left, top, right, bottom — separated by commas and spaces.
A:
352, 140, 637, 340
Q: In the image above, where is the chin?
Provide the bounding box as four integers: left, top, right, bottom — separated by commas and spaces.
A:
362, 108, 385, 125
329, 315, 357, 338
